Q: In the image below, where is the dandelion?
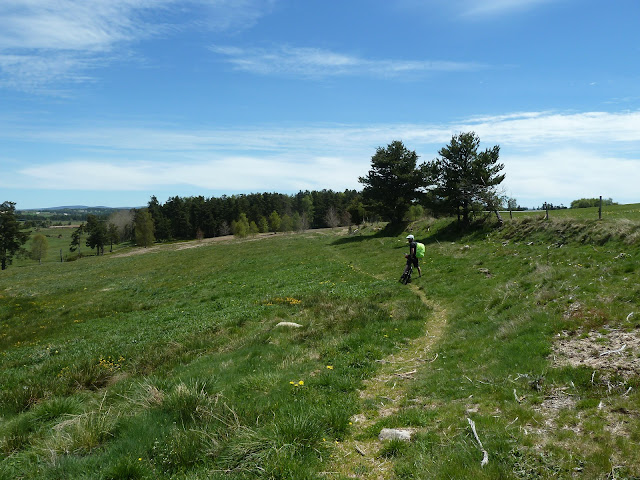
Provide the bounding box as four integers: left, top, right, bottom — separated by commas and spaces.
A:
138, 458, 142, 461
289, 381, 295, 385
298, 380, 304, 386
326, 365, 334, 370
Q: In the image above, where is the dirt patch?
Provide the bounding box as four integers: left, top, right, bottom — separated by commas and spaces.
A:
110, 228, 349, 258
551, 328, 640, 379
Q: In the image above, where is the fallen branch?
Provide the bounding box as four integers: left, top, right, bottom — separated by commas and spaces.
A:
467, 417, 489, 467
600, 344, 627, 357
394, 369, 417, 379
513, 389, 522, 403
506, 417, 519, 428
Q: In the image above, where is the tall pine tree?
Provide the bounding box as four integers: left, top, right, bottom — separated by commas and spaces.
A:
427, 132, 504, 224
0, 201, 29, 270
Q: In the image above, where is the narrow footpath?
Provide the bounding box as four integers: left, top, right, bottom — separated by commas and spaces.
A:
324, 278, 448, 479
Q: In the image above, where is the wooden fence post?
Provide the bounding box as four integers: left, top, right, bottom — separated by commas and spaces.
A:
598, 196, 602, 220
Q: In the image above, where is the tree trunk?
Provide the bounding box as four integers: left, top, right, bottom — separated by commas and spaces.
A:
494, 209, 504, 226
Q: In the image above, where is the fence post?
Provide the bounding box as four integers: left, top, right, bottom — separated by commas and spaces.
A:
598, 196, 602, 220
544, 202, 549, 220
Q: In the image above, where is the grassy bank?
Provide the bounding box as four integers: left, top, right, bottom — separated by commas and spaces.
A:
1, 211, 639, 479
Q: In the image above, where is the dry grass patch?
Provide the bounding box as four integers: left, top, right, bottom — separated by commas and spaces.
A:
551, 328, 640, 379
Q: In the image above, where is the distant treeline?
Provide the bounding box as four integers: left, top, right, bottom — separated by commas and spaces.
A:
146, 190, 365, 241
570, 197, 617, 209
18, 208, 115, 227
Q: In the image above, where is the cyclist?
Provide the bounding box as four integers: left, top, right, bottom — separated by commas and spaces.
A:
405, 234, 422, 278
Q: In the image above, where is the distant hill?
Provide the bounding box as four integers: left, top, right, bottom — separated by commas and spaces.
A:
19, 206, 137, 212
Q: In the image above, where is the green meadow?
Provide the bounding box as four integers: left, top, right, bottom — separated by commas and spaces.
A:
1, 207, 639, 479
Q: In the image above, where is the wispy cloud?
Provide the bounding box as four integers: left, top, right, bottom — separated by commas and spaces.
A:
401, 0, 560, 19
461, 0, 556, 17
0, 0, 274, 93
4, 110, 640, 155
210, 45, 485, 78
2, 109, 640, 205
13, 155, 361, 194
0, 1, 156, 52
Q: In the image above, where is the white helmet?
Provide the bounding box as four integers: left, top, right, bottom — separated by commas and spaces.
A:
406, 235, 414, 240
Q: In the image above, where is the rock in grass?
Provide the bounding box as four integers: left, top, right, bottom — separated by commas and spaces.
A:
379, 428, 413, 442
275, 321, 303, 328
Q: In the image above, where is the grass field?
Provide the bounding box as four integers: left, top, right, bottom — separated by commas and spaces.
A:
1, 208, 639, 479
510, 202, 640, 221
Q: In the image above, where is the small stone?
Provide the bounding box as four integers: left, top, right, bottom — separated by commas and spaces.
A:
275, 322, 303, 328
378, 428, 412, 442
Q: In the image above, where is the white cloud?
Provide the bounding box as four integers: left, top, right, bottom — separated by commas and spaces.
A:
0, 0, 275, 92
0, 52, 97, 93
398, 0, 561, 20
3, 109, 640, 206
504, 148, 640, 206
455, 111, 640, 147
0, 1, 164, 52
14, 155, 363, 193
4, 110, 640, 154
461, 0, 556, 17
210, 45, 485, 78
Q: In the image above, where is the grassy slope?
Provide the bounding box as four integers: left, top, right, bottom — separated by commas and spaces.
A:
1, 207, 640, 479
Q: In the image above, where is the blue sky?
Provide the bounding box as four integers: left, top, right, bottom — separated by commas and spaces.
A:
1, 0, 639, 210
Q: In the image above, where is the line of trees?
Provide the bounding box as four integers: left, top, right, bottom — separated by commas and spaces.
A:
145, 190, 365, 242
570, 197, 616, 209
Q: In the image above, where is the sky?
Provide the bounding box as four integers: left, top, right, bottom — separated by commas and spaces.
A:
1, 0, 639, 210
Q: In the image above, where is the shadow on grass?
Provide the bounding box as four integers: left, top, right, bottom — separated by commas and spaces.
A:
332, 217, 503, 247
423, 216, 502, 245
332, 222, 410, 246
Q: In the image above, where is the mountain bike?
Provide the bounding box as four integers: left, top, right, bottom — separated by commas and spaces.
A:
399, 262, 413, 285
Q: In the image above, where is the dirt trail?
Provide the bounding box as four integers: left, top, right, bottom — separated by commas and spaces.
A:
325, 281, 448, 479
110, 228, 349, 258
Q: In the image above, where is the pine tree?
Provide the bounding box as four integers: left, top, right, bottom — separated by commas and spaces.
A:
359, 141, 428, 223
428, 132, 504, 224
0, 201, 29, 270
